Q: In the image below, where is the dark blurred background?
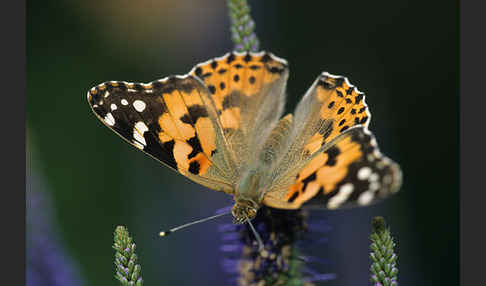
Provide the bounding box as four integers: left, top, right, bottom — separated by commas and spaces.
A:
27, 0, 458, 285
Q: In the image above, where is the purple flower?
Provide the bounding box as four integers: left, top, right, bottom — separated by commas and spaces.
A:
26, 172, 84, 286
219, 206, 335, 285
228, 0, 260, 52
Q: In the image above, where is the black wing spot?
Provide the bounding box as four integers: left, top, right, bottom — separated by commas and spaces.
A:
325, 146, 341, 166
328, 101, 335, 109
210, 61, 218, 69
260, 53, 272, 63
287, 192, 299, 203
340, 126, 349, 133
187, 136, 204, 159
180, 114, 191, 124
268, 66, 284, 74
351, 108, 356, 115
335, 77, 345, 87
201, 72, 212, 79
301, 172, 317, 193
226, 53, 235, 64
318, 79, 333, 90
195, 67, 203, 76
233, 74, 240, 82
188, 105, 209, 122
220, 82, 226, 90
339, 119, 346, 126
337, 107, 345, 114
218, 68, 227, 74
189, 161, 200, 174
243, 54, 252, 62
208, 85, 216, 94
249, 76, 256, 84
180, 105, 208, 124
337, 90, 344, 97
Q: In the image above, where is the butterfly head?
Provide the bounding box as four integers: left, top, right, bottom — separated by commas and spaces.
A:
232, 200, 258, 224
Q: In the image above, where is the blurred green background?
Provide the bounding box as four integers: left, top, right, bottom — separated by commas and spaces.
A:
27, 0, 458, 285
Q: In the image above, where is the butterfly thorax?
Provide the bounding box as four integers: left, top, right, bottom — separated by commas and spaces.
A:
232, 168, 267, 224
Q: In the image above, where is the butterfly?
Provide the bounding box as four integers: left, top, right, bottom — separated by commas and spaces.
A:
87, 51, 402, 224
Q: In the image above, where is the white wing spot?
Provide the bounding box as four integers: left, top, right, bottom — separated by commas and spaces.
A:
133, 121, 148, 147
133, 100, 146, 112
358, 191, 374, 205
110, 104, 117, 111
104, 112, 115, 126
133, 141, 144, 150
135, 121, 148, 133
121, 99, 129, 105
357, 167, 372, 180
369, 182, 381, 192
327, 183, 354, 209
104, 91, 110, 98
369, 173, 379, 182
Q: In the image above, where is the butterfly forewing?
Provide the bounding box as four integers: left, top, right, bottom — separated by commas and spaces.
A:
190, 51, 289, 171
87, 76, 234, 193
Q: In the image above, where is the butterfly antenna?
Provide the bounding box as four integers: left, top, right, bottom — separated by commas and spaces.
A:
159, 211, 231, 237
246, 217, 264, 252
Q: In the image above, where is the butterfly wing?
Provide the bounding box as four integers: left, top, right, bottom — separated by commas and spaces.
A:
263, 72, 401, 209
87, 75, 235, 193
189, 51, 289, 172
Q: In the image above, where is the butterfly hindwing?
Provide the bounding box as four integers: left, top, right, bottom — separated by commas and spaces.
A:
263, 72, 401, 209
87, 76, 234, 193
263, 127, 401, 209
190, 51, 289, 170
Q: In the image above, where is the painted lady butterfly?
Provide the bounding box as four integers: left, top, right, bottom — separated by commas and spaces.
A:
87, 51, 402, 224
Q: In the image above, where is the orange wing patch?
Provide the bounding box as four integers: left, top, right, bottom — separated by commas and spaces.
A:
263, 127, 401, 209
189, 51, 288, 133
